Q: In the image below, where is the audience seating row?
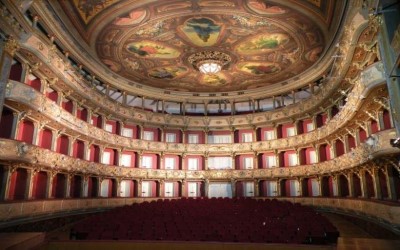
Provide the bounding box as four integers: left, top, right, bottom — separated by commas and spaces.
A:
71, 197, 339, 244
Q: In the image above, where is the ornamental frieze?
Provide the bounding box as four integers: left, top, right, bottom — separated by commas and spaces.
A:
0, 129, 398, 180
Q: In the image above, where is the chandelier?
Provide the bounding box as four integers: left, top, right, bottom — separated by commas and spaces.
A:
188, 51, 231, 74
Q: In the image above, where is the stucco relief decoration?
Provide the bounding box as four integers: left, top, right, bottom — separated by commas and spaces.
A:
95, 0, 325, 92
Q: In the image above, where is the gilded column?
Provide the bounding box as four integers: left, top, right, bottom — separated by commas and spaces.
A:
372, 168, 382, 199
181, 128, 186, 143
359, 170, 368, 198
343, 135, 350, 154
204, 152, 209, 170
330, 141, 337, 159
204, 128, 208, 144
160, 127, 164, 142
32, 122, 42, 146
99, 146, 105, 164
317, 176, 323, 196
83, 141, 90, 161
377, 111, 385, 131
276, 179, 282, 196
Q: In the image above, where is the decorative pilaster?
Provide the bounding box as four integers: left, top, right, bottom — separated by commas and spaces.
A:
0, 37, 20, 124
26, 168, 38, 199
254, 180, 259, 197
359, 170, 368, 198
159, 180, 165, 197
65, 174, 72, 198
116, 178, 122, 197
0, 165, 17, 201
204, 179, 209, 197
81, 175, 89, 198
137, 179, 142, 197
383, 164, 397, 200
181, 153, 186, 170
347, 173, 355, 197
371, 167, 382, 199
231, 179, 237, 197
46, 171, 57, 199
253, 152, 258, 169
297, 177, 303, 196
181, 180, 186, 197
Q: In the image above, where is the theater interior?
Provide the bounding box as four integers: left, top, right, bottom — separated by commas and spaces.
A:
0, 0, 400, 249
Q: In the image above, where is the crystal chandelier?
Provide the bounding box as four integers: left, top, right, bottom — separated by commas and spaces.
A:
188, 51, 231, 74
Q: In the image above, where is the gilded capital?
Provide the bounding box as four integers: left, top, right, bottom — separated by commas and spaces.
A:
4, 37, 20, 56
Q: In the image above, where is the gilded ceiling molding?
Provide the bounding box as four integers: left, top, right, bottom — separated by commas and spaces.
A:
29, 0, 364, 101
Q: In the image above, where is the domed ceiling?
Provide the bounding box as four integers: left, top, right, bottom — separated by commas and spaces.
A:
59, 0, 344, 93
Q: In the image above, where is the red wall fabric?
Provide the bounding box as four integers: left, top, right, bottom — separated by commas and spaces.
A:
9, 168, 27, 200
73, 140, 85, 160
32, 171, 47, 199
54, 174, 66, 198
383, 110, 392, 129
56, 135, 69, 155
18, 120, 34, 144
26, 78, 41, 91
38, 129, 53, 150
76, 108, 88, 121
335, 140, 345, 157
62, 100, 73, 114
46, 90, 58, 102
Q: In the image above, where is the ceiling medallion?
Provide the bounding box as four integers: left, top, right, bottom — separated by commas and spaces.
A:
188, 51, 231, 74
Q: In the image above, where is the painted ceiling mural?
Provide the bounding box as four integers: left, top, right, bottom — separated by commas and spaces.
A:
62, 0, 338, 93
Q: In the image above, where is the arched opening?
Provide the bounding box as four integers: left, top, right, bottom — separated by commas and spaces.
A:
70, 175, 82, 198
38, 128, 53, 150
45, 88, 58, 103
89, 145, 100, 163
26, 74, 41, 91
0, 107, 15, 139
56, 135, 69, 155
87, 177, 98, 198
348, 135, 356, 150
378, 170, 389, 199
321, 176, 330, 197
76, 107, 88, 121
53, 174, 66, 198
32, 171, 47, 199
9, 60, 22, 81
371, 120, 379, 134
17, 120, 34, 144
9, 168, 27, 200
365, 171, 375, 198
62, 99, 74, 114
335, 139, 345, 157
359, 128, 367, 143
338, 175, 349, 197
352, 173, 362, 197
72, 140, 85, 160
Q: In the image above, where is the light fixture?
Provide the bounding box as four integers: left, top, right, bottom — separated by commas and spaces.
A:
188, 51, 231, 74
